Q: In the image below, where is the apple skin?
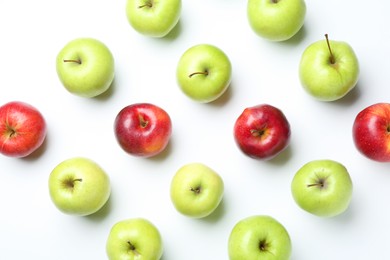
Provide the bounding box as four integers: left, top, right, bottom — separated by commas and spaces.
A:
247, 0, 306, 41
106, 218, 163, 260
233, 104, 291, 160
352, 103, 390, 162
228, 215, 292, 260
291, 159, 353, 217
176, 44, 232, 103
56, 38, 115, 98
48, 157, 111, 216
170, 163, 224, 218
114, 103, 172, 158
299, 35, 359, 101
126, 0, 181, 38
0, 101, 47, 158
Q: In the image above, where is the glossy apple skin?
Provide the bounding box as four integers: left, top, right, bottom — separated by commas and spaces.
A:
352, 103, 390, 162
234, 104, 291, 160
114, 103, 172, 158
228, 215, 292, 260
106, 218, 163, 260
0, 101, 47, 158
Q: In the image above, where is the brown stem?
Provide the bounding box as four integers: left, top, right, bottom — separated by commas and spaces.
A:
250, 129, 265, 137
63, 59, 82, 64
325, 34, 335, 64
138, 115, 148, 128
138, 2, 152, 8
189, 71, 209, 78
127, 241, 140, 255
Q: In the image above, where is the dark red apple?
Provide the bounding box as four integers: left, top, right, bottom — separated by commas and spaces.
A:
0, 101, 47, 158
352, 103, 390, 162
114, 103, 172, 158
233, 104, 291, 160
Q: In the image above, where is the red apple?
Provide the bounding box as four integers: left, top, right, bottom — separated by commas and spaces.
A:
352, 102, 390, 162
0, 101, 47, 158
233, 104, 291, 160
114, 103, 172, 158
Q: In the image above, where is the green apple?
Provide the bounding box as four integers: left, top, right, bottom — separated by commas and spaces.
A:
228, 215, 292, 260
48, 157, 111, 216
176, 44, 232, 103
170, 162, 224, 218
291, 159, 353, 217
126, 0, 181, 38
56, 38, 115, 98
299, 34, 360, 101
106, 218, 163, 260
247, 0, 306, 41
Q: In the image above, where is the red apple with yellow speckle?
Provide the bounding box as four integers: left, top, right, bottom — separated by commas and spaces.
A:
353, 103, 390, 162
114, 103, 172, 158
0, 101, 47, 158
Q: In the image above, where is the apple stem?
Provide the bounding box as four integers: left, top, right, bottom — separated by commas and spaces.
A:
188, 71, 209, 78
138, 115, 149, 128
138, 1, 152, 8
127, 241, 140, 255
325, 34, 335, 64
63, 59, 82, 64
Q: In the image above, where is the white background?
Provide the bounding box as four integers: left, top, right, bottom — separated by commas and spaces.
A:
1, 0, 390, 259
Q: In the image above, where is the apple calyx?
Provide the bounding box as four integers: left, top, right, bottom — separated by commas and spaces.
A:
138, 1, 153, 8
127, 241, 140, 256
259, 239, 270, 252
63, 59, 82, 64
190, 186, 201, 194
188, 70, 209, 78
250, 128, 266, 138
324, 34, 335, 65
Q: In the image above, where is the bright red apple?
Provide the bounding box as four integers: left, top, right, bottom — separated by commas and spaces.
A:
352, 102, 390, 162
114, 103, 172, 158
0, 101, 47, 158
233, 104, 291, 160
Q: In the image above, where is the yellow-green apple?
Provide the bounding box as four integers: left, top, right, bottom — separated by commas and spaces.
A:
56, 38, 115, 98
228, 215, 292, 260
0, 101, 46, 158
291, 159, 353, 217
114, 103, 172, 158
48, 157, 111, 216
106, 218, 163, 260
170, 163, 224, 218
352, 103, 390, 162
176, 44, 232, 103
126, 0, 181, 38
247, 0, 306, 41
234, 104, 291, 160
299, 34, 359, 101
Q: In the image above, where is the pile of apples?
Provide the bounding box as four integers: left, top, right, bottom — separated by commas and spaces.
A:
1, 0, 390, 259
